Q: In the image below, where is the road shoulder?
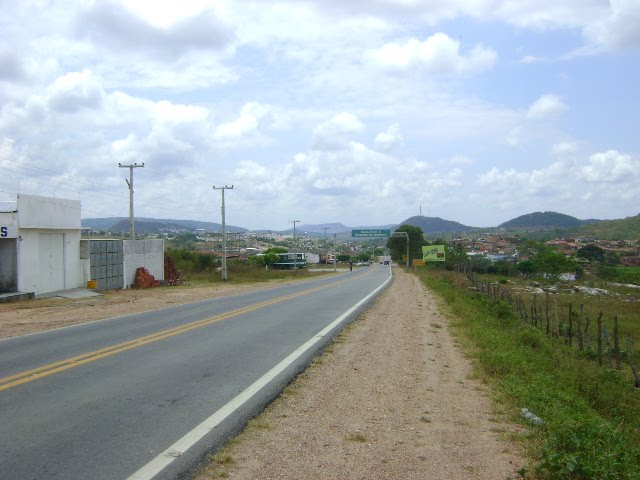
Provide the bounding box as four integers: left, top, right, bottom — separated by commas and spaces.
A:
198, 268, 526, 479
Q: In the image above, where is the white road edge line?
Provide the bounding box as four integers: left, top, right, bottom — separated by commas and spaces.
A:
128, 268, 392, 480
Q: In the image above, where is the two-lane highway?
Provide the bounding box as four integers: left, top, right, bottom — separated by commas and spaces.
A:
1, 264, 392, 479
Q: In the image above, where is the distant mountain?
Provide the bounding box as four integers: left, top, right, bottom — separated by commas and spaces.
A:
296, 223, 352, 234
295, 223, 397, 235
82, 217, 247, 234
400, 216, 475, 234
499, 211, 585, 229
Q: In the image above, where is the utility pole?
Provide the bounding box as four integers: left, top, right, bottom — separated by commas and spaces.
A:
333, 233, 337, 272
323, 227, 330, 267
289, 220, 300, 269
213, 185, 234, 281
118, 162, 144, 240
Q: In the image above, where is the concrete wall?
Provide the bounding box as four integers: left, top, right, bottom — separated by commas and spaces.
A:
123, 239, 164, 288
17, 194, 80, 229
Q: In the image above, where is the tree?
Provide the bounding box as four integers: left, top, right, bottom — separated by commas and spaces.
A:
576, 244, 605, 263
532, 247, 576, 277
516, 260, 536, 276
442, 243, 467, 271
355, 251, 372, 262
386, 225, 426, 264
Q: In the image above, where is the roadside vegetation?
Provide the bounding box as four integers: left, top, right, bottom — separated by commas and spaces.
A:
166, 247, 322, 285
414, 265, 640, 478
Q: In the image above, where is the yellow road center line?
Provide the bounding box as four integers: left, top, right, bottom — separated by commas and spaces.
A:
0, 269, 374, 392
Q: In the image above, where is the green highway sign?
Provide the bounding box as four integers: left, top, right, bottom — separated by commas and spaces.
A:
351, 229, 391, 238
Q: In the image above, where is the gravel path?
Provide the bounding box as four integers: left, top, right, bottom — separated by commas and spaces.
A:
198, 269, 526, 479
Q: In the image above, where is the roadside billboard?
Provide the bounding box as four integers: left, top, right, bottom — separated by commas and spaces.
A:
422, 245, 445, 262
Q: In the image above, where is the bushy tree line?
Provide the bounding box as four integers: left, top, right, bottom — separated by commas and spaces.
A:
166, 247, 218, 274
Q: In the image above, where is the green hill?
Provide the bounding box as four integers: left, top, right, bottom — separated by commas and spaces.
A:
499, 211, 584, 229
400, 216, 475, 234
568, 214, 640, 240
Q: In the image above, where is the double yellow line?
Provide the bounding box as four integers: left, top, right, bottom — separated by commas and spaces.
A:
1, 276, 353, 392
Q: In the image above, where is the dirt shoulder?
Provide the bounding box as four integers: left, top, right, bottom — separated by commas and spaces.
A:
198, 269, 526, 479
0, 269, 527, 479
0, 281, 295, 339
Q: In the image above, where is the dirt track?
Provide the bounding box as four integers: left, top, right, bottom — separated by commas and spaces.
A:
198, 269, 526, 479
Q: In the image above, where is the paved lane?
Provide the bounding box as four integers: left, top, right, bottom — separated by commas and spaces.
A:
0, 265, 392, 479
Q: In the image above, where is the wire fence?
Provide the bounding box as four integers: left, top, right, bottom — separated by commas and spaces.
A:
462, 268, 640, 389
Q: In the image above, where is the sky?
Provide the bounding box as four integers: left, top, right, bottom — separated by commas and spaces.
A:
0, 0, 639, 230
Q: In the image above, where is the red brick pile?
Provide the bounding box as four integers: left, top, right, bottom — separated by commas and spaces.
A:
164, 254, 183, 286
133, 267, 161, 289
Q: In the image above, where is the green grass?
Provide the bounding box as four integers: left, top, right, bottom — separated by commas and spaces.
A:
414, 269, 640, 479
471, 271, 640, 366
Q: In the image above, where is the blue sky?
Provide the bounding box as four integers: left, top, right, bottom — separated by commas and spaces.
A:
1, 0, 638, 230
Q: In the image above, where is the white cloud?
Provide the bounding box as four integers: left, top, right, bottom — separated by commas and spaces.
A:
312, 113, 365, 151
47, 70, 104, 113
551, 141, 578, 157
526, 94, 568, 119
474, 148, 640, 221
374, 123, 403, 151
364, 33, 497, 75
0, 44, 25, 81
77, 1, 235, 59
214, 102, 277, 143
579, 150, 639, 183
583, 0, 640, 51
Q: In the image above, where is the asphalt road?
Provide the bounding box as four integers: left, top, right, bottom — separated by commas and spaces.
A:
0, 265, 392, 480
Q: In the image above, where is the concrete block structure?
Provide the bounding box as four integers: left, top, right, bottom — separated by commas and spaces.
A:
0, 194, 83, 295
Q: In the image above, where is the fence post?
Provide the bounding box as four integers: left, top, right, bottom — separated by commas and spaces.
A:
545, 292, 550, 335
614, 316, 621, 370
568, 303, 573, 346
626, 336, 640, 388
597, 312, 603, 366
577, 304, 584, 351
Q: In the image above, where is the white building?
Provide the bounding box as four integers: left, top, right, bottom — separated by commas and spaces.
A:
0, 194, 84, 295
